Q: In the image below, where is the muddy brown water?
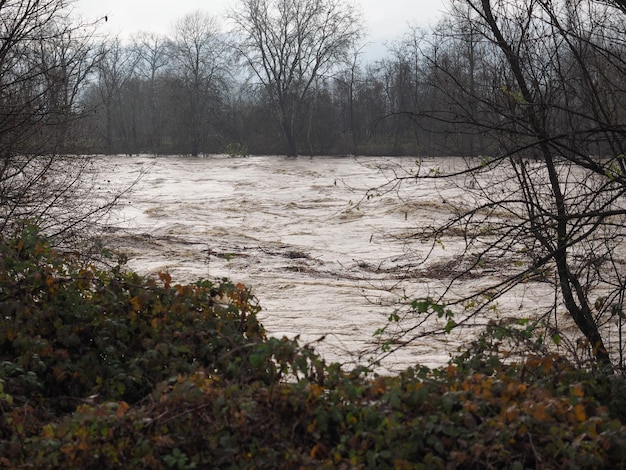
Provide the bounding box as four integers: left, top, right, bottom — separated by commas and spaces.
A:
99, 155, 555, 373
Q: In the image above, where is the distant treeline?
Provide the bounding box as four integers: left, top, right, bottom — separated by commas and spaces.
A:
78, 25, 494, 157
81, 55, 475, 157
4, 0, 625, 159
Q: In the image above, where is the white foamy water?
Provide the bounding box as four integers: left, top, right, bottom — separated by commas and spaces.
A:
99, 155, 553, 372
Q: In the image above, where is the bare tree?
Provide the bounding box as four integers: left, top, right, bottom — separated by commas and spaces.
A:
168, 11, 230, 156
374, 0, 626, 369
93, 38, 137, 153
230, 0, 362, 156
0, 0, 122, 246
333, 47, 364, 151
131, 32, 169, 151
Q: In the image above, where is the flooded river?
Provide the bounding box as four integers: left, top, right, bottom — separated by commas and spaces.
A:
99, 155, 552, 372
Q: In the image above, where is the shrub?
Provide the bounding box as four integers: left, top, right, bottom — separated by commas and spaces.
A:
0, 224, 266, 411
2, 225, 626, 468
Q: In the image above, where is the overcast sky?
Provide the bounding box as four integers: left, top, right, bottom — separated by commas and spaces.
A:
73, 0, 447, 56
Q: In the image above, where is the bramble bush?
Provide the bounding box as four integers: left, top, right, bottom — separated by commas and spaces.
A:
0, 225, 269, 406
2, 225, 626, 468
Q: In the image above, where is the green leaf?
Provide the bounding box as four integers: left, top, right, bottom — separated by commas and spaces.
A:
444, 319, 456, 334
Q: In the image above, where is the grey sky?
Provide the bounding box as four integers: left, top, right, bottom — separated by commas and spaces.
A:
74, 0, 446, 54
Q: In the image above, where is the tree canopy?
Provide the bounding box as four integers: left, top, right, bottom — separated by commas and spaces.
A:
230, 0, 362, 156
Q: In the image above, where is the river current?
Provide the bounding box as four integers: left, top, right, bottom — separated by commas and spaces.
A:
99, 155, 551, 373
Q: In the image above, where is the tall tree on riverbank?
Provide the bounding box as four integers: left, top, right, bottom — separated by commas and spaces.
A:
95, 37, 137, 153
169, 11, 230, 156
377, 0, 626, 369
0, 0, 119, 245
230, 0, 362, 156
131, 32, 170, 152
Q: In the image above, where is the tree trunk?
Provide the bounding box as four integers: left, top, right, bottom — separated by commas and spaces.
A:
479, 0, 612, 368
279, 115, 298, 157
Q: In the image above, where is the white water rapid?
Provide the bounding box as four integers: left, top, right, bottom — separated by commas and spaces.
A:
98, 155, 552, 373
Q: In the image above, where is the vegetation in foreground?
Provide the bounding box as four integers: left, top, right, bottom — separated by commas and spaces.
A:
2, 226, 626, 469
